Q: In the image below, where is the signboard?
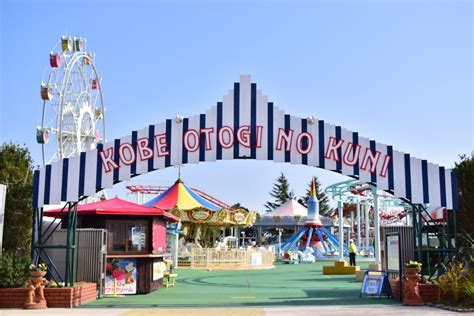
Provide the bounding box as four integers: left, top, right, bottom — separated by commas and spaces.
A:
250, 252, 262, 266
386, 235, 400, 271
190, 209, 211, 221
360, 271, 392, 298
152, 259, 166, 281
105, 258, 137, 295
233, 211, 247, 224
362, 274, 384, 295
32, 75, 458, 213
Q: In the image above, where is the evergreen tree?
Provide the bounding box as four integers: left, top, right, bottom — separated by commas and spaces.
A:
264, 173, 292, 212
298, 176, 331, 216
231, 203, 249, 211
453, 154, 474, 237
0, 143, 34, 255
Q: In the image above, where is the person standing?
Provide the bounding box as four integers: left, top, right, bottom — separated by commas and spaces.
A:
349, 239, 357, 266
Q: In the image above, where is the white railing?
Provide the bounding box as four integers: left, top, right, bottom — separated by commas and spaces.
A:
190, 248, 274, 270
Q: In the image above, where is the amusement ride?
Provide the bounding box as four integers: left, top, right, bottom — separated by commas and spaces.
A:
37, 36, 105, 166
281, 178, 348, 260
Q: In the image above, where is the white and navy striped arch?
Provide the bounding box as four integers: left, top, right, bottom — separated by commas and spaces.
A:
32, 75, 459, 210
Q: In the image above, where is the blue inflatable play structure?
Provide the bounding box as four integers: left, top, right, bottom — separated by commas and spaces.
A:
281, 179, 348, 259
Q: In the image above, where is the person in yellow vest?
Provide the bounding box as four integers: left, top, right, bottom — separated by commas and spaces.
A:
349, 239, 357, 266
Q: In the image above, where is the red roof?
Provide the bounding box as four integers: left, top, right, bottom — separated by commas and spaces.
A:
44, 197, 179, 222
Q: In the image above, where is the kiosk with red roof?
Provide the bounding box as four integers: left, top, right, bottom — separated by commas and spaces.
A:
45, 197, 178, 294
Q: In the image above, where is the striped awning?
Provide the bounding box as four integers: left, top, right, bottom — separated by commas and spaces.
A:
422, 206, 447, 222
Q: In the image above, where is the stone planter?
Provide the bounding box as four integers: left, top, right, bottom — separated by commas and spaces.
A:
405, 267, 421, 276
29, 271, 47, 279
25, 271, 48, 309
403, 267, 423, 306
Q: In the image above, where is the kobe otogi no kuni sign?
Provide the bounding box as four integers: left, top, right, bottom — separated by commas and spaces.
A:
33, 76, 458, 211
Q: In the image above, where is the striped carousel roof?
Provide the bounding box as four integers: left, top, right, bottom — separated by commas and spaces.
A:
144, 178, 221, 211
264, 199, 308, 217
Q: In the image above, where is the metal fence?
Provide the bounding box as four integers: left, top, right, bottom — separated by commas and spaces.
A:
75, 229, 107, 297
44, 228, 107, 297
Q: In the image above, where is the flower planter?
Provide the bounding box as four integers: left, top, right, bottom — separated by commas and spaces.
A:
25, 271, 48, 309
403, 267, 424, 306
405, 267, 421, 276
29, 271, 47, 279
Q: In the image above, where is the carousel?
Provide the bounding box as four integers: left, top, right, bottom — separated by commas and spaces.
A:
142, 178, 273, 269
145, 178, 257, 248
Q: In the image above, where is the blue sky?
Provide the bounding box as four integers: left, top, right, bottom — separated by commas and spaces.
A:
1, 0, 472, 212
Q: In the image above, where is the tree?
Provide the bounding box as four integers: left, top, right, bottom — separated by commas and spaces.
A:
264, 173, 292, 212
0, 143, 34, 256
453, 154, 474, 236
298, 176, 331, 216
231, 203, 249, 211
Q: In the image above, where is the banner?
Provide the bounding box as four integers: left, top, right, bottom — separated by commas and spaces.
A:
105, 258, 137, 295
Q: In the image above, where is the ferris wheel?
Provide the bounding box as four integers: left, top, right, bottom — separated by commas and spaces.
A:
37, 36, 105, 166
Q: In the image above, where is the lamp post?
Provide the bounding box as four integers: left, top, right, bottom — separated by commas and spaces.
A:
276, 228, 284, 259
338, 201, 344, 262
356, 201, 361, 248
372, 186, 381, 265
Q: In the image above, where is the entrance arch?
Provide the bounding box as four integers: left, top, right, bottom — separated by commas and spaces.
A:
33, 75, 458, 211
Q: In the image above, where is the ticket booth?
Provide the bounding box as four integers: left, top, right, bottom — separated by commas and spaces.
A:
44, 197, 179, 294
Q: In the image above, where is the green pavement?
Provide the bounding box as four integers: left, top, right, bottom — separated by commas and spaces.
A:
83, 262, 399, 308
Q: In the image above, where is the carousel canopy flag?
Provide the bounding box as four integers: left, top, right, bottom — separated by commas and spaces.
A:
44, 197, 179, 221
144, 178, 221, 211
33, 75, 458, 211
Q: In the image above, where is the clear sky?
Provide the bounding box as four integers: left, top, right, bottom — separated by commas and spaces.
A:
1, 0, 472, 212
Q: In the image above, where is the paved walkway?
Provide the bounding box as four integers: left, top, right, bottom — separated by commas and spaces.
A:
3, 262, 463, 315
84, 262, 398, 308
0, 306, 461, 315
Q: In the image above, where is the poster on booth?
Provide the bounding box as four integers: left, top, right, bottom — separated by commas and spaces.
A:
153, 259, 167, 281
105, 258, 137, 295
386, 235, 400, 271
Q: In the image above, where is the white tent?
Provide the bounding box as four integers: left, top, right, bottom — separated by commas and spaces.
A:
264, 199, 307, 217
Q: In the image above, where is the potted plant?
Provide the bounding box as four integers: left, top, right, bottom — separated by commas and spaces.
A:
29, 263, 48, 279
403, 260, 423, 305
405, 260, 422, 275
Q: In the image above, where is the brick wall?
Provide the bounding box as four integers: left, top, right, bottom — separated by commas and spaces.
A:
418, 284, 440, 303
390, 278, 401, 298
389, 278, 440, 303
0, 282, 96, 308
